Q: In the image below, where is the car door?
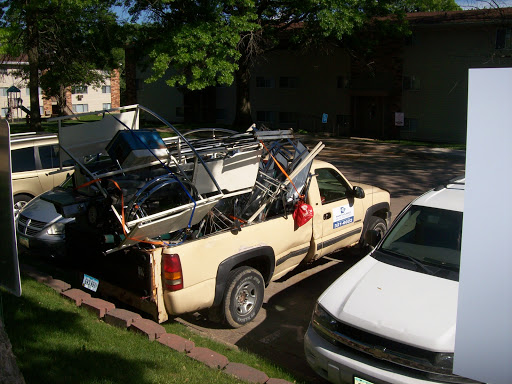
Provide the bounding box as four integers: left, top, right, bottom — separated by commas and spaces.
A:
37, 144, 69, 190
310, 166, 364, 257
11, 145, 44, 197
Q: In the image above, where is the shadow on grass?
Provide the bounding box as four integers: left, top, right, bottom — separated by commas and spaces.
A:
2, 279, 172, 384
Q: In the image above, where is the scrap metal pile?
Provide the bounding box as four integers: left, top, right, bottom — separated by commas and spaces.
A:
44, 105, 324, 255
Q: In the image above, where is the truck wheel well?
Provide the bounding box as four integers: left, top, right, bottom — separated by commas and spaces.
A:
372, 209, 388, 221
212, 246, 275, 308
231, 257, 271, 286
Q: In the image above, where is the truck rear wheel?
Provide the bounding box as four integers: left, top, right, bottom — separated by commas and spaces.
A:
223, 266, 264, 328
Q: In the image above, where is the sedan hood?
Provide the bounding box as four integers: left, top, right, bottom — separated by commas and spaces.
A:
19, 195, 63, 224
318, 256, 459, 352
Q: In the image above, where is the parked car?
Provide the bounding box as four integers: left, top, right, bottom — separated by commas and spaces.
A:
11, 132, 73, 216
304, 177, 481, 384
16, 190, 74, 259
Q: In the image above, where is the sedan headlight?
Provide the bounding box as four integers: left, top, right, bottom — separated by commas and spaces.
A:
46, 222, 66, 236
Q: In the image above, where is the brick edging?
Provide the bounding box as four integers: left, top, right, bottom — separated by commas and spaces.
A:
29, 271, 294, 384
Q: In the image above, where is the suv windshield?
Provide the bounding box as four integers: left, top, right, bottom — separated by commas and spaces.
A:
380, 205, 463, 272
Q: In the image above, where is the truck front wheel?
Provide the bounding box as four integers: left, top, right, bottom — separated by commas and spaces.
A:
223, 267, 264, 328
361, 216, 387, 252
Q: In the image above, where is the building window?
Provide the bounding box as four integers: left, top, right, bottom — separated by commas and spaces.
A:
403, 75, 420, 90
102, 103, 111, 110
256, 110, 276, 125
175, 107, 184, 118
0, 68, 7, 75
496, 28, 512, 49
102, 85, 111, 93
25, 88, 30, 96
279, 76, 299, 88
402, 118, 418, 132
256, 76, 275, 88
71, 85, 88, 94
1, 107, 8, 117
72, 104, 89, 113
0, 87, 8, 96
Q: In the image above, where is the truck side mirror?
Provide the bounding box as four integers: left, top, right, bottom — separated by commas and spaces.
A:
364, 229, 381, 247
353, 186, 365, 199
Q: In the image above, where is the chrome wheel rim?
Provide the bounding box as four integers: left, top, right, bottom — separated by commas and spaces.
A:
234, 281, 257, 316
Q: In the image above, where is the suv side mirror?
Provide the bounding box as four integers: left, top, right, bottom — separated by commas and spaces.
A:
353, 186, 365, 199
364, 229, 381, 247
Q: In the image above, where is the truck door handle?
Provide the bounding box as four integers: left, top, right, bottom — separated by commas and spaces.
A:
323, 213, 331, 220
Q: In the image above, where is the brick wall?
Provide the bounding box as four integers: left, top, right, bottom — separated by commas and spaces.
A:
111, 69, 121, 108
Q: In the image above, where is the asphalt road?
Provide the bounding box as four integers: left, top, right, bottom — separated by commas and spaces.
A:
175, 138, 467, 383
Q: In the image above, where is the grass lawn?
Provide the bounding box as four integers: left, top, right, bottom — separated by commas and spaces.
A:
1, 277, 301, 384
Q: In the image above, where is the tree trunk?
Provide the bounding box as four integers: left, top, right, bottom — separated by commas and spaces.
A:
26, 4, 42, 131
232, 60, 253, 129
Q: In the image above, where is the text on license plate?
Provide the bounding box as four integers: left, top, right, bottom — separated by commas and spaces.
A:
354, 377, 374, 384
82, 274, 99, 292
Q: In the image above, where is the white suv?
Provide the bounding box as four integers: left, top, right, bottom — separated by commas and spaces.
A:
304, 177, 482, 384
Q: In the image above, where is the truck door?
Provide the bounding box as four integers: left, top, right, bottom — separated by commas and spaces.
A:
309, 167, 364, 257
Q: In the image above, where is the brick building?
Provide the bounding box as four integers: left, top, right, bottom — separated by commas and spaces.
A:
0, 57, 120, 120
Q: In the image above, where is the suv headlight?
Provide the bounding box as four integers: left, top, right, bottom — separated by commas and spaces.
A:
311, 302, 339, 344
433, 352, 454, 371
47, 222, 66, 236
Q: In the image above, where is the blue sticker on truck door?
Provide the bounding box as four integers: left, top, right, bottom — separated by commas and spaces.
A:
333, 204, 354, 229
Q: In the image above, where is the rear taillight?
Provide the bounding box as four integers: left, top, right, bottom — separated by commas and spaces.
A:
163, 252, 183, 291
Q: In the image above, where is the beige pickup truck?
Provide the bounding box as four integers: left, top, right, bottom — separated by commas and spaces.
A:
16, 105, 390, 327
121, 159, 391, 327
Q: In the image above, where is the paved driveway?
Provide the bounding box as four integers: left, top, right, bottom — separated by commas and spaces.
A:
176, 138, 466, 383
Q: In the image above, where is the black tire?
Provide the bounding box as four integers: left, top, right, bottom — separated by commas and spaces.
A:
223, 266, 264, 328
361, 216, 387, 250
13, 193, 33, 218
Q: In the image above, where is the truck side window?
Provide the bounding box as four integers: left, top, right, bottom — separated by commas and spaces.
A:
316, 168, 350, 204
11, 147, 36, 172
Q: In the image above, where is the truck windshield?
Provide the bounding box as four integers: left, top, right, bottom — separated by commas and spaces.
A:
380, 205, 463, 271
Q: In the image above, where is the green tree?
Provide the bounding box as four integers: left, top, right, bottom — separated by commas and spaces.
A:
126, 0, 461, 127
399, 0, 461, 12
0, 0, 122, 130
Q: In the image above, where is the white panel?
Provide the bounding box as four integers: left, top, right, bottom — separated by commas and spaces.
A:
59, 110, 138, 159
192, 149, 262, 194
454, 68, 512, 384
0, 119, 21, 296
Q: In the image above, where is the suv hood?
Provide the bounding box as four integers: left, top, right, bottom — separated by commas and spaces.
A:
318, 256, 458, 352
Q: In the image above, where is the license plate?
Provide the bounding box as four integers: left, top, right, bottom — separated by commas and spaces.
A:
82, 274, 99, 292
18, 235, 29, 249
354, 377, 374, 384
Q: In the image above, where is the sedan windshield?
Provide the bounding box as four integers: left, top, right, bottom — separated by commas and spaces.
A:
380, 205, 463, 271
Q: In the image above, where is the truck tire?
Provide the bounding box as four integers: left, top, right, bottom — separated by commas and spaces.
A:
361, 216, 387, 251
223, 266, 264, 328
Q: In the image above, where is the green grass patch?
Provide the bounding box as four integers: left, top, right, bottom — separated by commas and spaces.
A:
1, 279, 247, 384
1, 277, 301, 384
